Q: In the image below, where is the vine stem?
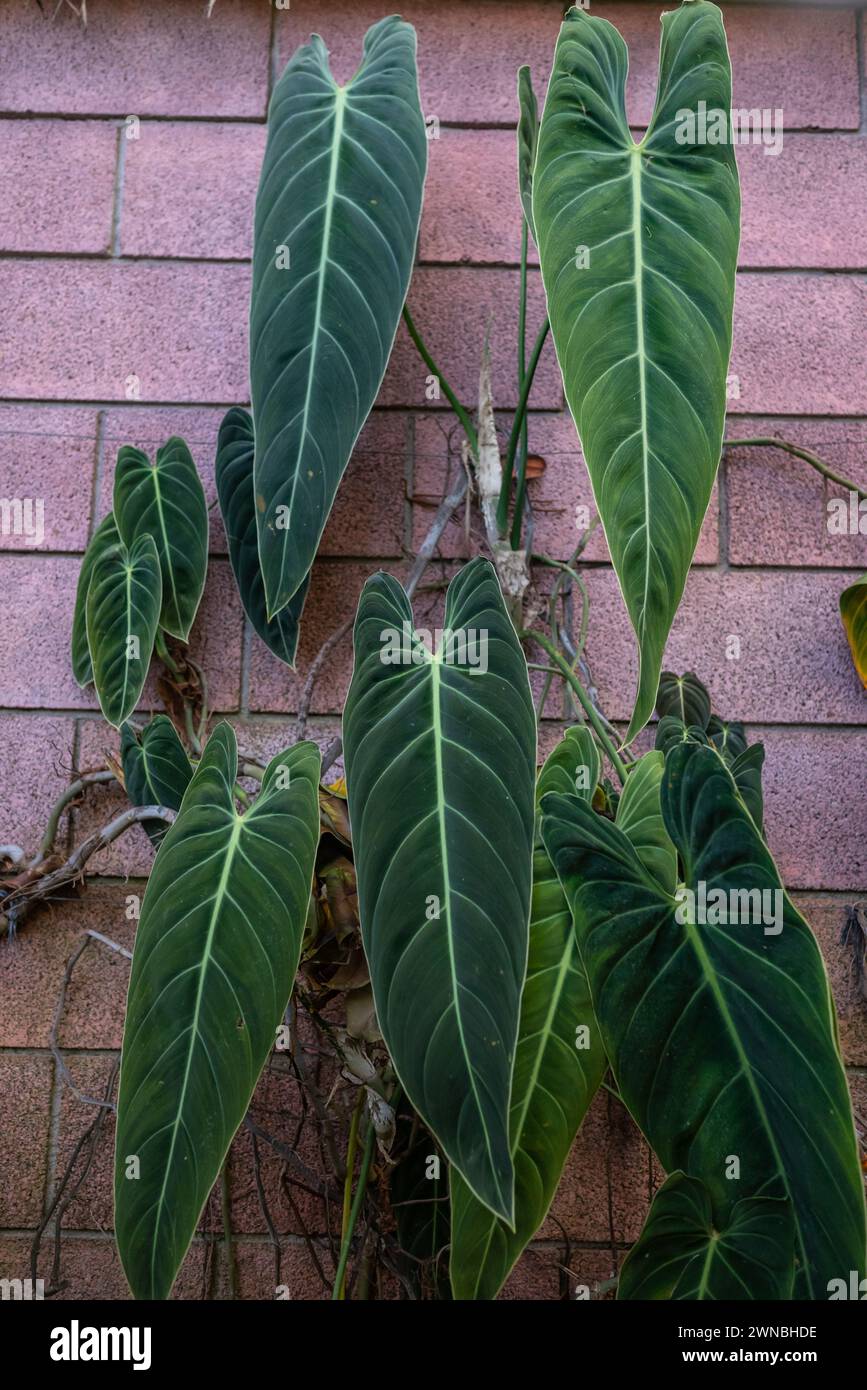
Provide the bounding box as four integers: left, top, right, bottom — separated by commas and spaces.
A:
402, 304, 478, 458
497, 315, 550, 536
331, 1104, 376, 1301
725, 436, 867, 502
334, 1089, 365, 1301
29, 769, 117, 868
520, 628, 628, 785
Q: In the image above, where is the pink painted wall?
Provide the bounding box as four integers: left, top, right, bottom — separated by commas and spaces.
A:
0, 0, 864, 1300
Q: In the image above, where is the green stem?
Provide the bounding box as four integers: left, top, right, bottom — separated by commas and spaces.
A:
402, 304, 478, 458
331, 1083, 402, 1301
154, 628, 180, 676
511, 219, 531, 550
332, 1105, 376, 1302
725, 436, 867, 502
521, 628, 628, 785
497, 316, 550, 535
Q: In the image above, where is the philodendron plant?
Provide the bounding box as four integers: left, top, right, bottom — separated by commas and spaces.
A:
65, 4, 865, 1301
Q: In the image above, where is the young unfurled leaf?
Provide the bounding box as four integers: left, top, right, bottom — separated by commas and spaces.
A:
85, 533, 162, 728
840, 572, 867, 688
113, 437, 208, 641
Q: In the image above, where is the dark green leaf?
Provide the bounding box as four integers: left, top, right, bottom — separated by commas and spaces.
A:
215, 408, 308, 667
656, 671, 711, 730
619, 1171, 794, 1300
654, 714, 708, 758
707, 713, 748, 763
615, 750, 676, 895
250, 16, 427, 619
533, 2, 740, 739
121, 716, 193, 847
516, 65, 538, 238
343, 557, 536, 1222
449, 725, 606, 1298
115, 725, 321, 1299
541, 741, 866, 1298
113, 438, 208, 641
86, 534, 162, 728
71, 512, 120, 686
730, 742, 764, 834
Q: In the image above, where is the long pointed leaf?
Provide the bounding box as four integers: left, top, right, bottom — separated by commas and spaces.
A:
215, 407, 308, 666
541, 742, 866, 1297
533, 1, 740, 738
250, 16, 427, 619
85, 533, 162, 728
614, 749, 676, 895
450, 726, 606, 1298
619, 1171, 794, 1301
114, 724, 321, 1298
343, 558, 536, 1222
114, 438, 208, 641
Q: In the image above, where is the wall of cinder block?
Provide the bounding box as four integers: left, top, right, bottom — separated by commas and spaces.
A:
0, 0, 864, 1299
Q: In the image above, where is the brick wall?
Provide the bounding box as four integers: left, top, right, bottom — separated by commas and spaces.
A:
0, 0, 864, 1300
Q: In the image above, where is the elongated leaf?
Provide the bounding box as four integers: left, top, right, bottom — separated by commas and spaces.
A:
619, 1171, 794, 1301
251, 16, 427, 620
541, 742, 866, 1298
215, 408, 308, 666
121, 716, 193, 847
114, 438, 208, 641
841, 572, 867, 687
516, 65, 538, 238
657, 713, 764, 832
656, 671, 711, 730
450, 726, 606, 1298
115, 725, 321, 1299
71, 512, 120, 686
343, 557, 536, 1221
86, 534, 162, 728
534, 2, 739, 739
615, 750, 676, 895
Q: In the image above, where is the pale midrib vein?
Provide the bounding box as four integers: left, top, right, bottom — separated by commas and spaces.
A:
147, 813, 242, 1293
429, 654, 503, 1215
272, 83, 347, 590
150, 466, 181, 630
631, 147, 651, 638
681, 916, 812, 1293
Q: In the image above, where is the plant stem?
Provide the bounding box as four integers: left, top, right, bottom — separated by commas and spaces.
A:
510, 218, 531, 550
725, 436, 867, 502
402, 304, 478, 458
521, 627, 628, 785
154, 628, 180, 676
220, 1160, 236, 1299
337, 1089, 364, 1291
332, 1101, 376, 1302
497, 316, 550, 535
30, 770, 117, 867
